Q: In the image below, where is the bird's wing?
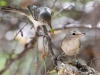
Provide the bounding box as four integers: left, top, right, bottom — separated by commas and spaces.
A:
27, 5, 39, 21
1, 6, 30, 16
61, 34, 71, 46
44, 7, 54, 16
79, 39, 81, 48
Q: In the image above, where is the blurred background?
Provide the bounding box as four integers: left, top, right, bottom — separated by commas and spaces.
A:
0, 0, 100, 75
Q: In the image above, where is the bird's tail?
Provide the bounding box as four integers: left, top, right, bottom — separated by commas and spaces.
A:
1, 6, 29, 16
27, 5, 38, 21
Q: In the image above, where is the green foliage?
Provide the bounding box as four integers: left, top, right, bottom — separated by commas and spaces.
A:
0, 0, 7, 6
0, 53, 10, 75
2, 70, 10, 75
11, 53, 17, 59
50, 28, 54, 33
0, 53, 9, 70
48, 70, 56, 74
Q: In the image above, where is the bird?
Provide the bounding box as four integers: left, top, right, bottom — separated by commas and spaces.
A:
1, 5, 53, 30
61, 30, 85, 58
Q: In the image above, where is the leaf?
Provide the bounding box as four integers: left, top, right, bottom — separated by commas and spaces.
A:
58, 68, 64, 75
0, 0, 7, 6
0, 53, 9, 70
11, 53, 16, 59
41, 52, 46, 60
50, 28, 54, 33
47, 70, 56, 73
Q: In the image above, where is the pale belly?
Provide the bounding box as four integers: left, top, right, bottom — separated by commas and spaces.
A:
28, 16, 48, 28
61, 39, 80, 56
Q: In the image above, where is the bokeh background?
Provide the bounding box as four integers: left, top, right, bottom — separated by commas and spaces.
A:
0, 0, 100, 75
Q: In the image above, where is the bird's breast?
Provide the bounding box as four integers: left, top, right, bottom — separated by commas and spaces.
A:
61, 38, 80, 56
28, 16, 48, 28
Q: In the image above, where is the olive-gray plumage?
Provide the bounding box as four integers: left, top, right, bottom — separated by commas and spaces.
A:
61, 30, 85, 56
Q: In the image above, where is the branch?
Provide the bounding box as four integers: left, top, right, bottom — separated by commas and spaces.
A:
57, 60, 100, 75
0, 30, 39, 74
42, 26, 57, 66
49, 24, 100, 32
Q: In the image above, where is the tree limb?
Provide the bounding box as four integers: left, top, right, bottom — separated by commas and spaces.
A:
57, 60, 100, 75
0, 30, 39, 74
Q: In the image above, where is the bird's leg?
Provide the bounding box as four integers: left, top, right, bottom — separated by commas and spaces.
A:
34, 26, 49, 38
75, 54, 78, 60
73, 54, 79, 64
57, 52, 65, 61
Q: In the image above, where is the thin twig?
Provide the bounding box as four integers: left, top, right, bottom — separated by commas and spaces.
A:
87, 56, 100, 64
0, 16, 29, 22
35, 41, 40, 75
0, 30, 39, 74
51, 0, 58, 9
14, 60, 23, 75
42, 26, 56, 67
53, 2, 74, 17
43, 37, 47, 75
28, 57, 35, 75
12, 22, 28, 41
48, 24, 100, 32
10, 41, 18, 57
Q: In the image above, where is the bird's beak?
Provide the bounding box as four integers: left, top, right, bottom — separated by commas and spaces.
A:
48, 22, 52, 29
82, 33, 85, 35
79, 33, 85, 36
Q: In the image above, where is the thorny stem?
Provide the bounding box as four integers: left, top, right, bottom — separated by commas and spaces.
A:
42, 26, 57, 67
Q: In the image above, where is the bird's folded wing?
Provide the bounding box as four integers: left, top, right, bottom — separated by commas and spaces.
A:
27, 5, 39, 21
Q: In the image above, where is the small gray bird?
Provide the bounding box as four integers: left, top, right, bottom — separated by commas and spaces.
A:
61, 30, 85, 57
1, 5, 53, 30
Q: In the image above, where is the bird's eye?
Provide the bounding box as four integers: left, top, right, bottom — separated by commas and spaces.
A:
72, 33, 75, 35
42, 21, 46, 23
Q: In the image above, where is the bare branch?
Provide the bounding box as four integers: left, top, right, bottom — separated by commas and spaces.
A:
57, 60, 100, 75
48, 24, 100, 32
12, 22, 28, 41
0, 31, 39, 74
42, 26, 57, 67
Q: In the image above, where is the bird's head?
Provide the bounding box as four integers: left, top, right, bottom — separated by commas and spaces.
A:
38, 7, 53, 29
70, 30, 85, 37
